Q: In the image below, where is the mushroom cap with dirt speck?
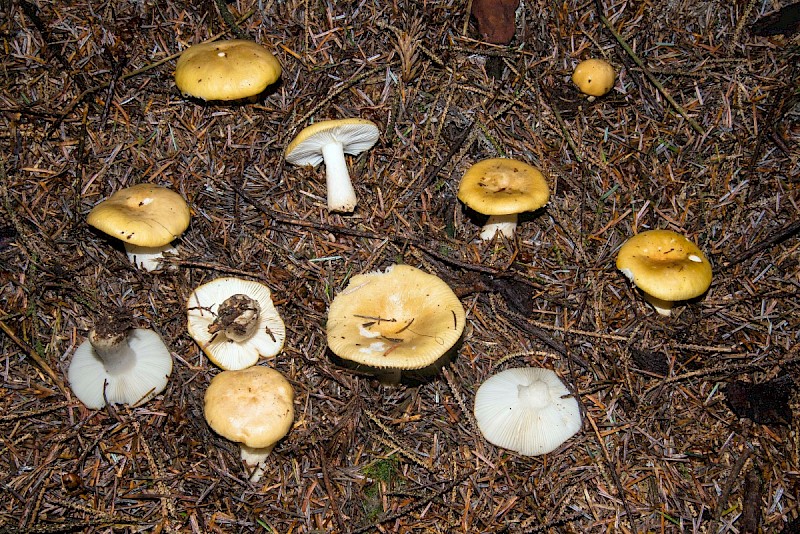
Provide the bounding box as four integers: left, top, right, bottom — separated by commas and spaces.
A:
174, 39, 281, 101
616, 229, 712, 313
457, 158, 550, 216
86, 184, 190, 248
571, 58, 616, 97
326, 264, 466, 371
187, 277, 286, 370
204, 366, 295, 450
474, 367, 582, 456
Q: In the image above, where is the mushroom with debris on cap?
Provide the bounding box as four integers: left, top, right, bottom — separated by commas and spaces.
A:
571, 58, 616, 99
474, 367, 582, 456
285, 118, 380, 213
326, 264, 466, 384
187, 277, 286, 370
616, 229, 712, 316
457, 158, 550, 240
67, 314, 173, 409
204, 366, 295, 482
174, 39, 282, 102
86, 184, 191, 271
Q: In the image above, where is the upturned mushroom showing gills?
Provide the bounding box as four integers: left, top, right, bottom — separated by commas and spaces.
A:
458, 158, 550, 240
474, 367, 582, 456
204, 366, 295, 483
326, 264, 466, 384
174, 40, 282, 102
86, 184, 191, 271
616, 229, 712, 316
187, 277, 286, 370
285, 118, 380, 213
67, 315, 173, 409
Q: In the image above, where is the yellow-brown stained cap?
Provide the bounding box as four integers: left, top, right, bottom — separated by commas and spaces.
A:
326, 264, 466, 370
203, 366, 294, 450
457, 158, 550, 216
571, 58, 616, 97
174, 40, 281, 101
87, 184, 190, 247
616, 229, 712, 302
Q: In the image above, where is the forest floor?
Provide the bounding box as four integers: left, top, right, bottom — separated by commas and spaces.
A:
1, 0, 799, 532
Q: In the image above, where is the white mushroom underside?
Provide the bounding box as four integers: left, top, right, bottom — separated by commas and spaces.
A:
186, 277, 286, 370
474, 367, 582, 456
67, 329, 173, 409
285, 122, 380, 213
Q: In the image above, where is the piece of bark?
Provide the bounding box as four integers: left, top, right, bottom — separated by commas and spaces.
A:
740, 467, 762, 534
471, 0, 520, 44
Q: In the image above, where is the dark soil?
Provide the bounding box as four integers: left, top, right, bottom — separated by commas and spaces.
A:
1, 0, 799, 532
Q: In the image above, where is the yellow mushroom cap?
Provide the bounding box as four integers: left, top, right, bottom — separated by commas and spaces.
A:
174, 40, 281, 101
326, 264, 466, 370
616, 229, 712, 302
204, 366, 294, 450
571, 58, 616, 97
87, 184, 191, 247
457, 158, 550, 216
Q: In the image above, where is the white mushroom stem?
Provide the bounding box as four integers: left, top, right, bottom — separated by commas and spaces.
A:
88, 330, 138, 376
124, 243, 177, 272
480, 214, 518, 240
321, 141, 358, 213
240, 444, 276, 483
641, 292, 674, 316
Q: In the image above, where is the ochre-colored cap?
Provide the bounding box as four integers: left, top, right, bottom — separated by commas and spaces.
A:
616, 229, 712, 302
458, 158, 550, 216
174, 40, 281, 101
285, 118, 380, 167
571, 58, 616, 97
326, 264, 466, 370
87, 184, 190, 247
204, 366, 294, 449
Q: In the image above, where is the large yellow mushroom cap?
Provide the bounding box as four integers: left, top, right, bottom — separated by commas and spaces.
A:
457, 158, 550, 216
326, 264, 466, 372
87, 184, 191, 247
174, 40, 282, 101
571, 58, 616, 97
616, 229, 712, 315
